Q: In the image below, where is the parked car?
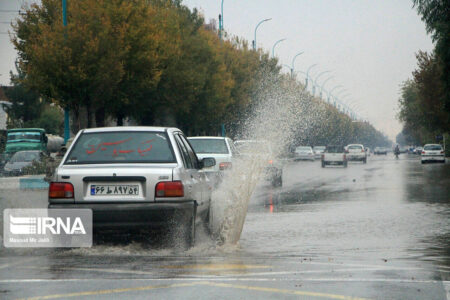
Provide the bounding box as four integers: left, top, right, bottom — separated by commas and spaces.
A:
313, 146, 326, 159
415, 147, 423, 155
48, 127, 216, 248
294, 146, 315, 161
346, 144, 367, 163
3, 150, 44, 176
421, 144, 445, 164
187, 136, 236, 184
322, 145, 347, 168
374, 147, 387, 155
234, 140, 282, 187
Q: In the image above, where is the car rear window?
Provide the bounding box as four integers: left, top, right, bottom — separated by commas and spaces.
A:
423, 145, 442, 151
188, 139, 229, 154
326, 146, 344, 153
348, 145, 363, 150
65, 131, 175, 164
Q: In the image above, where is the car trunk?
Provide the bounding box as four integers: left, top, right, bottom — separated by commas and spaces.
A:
56, 164, 176, 203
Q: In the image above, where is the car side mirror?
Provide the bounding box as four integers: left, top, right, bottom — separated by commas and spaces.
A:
200, 157, 216, 169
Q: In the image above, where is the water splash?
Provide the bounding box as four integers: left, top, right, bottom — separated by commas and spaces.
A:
211, 70, 314, 245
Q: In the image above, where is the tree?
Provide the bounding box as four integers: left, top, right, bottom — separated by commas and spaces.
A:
413, 0, 450, 126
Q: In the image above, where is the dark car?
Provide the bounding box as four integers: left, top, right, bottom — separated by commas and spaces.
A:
3, 150, 44, 176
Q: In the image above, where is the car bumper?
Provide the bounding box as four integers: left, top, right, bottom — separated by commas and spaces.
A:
295, 155, 315, 160
48, 201, 197, 229
347, 155, 366, 161
421, 156, 445, 162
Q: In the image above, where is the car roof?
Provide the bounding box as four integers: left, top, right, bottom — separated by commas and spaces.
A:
424, 144, 441, 147
347, 144, 363, 146
188, 136, 227, 140
81, 126, 180, 133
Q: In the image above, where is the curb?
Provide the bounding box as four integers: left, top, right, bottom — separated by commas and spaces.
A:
0, 175, 48, 190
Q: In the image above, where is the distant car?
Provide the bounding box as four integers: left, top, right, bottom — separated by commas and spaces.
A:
48, 127, 216, 248
3, 150, 44, 176
346, 144, 367, 163
294, 146, 315, 161
415, 147, 423, 155
374, 147, 387, 155
313, 146, 326, 159
188, 136, 235, 183
421, 144, 445, 164
234, 140, 282, 187
322, 145, 347, 168
399, 146, 408, 154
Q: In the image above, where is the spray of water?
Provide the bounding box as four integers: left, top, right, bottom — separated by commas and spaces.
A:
211, 69, 315, 245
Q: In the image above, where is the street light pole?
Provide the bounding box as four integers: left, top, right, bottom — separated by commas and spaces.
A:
62, 0, 70, 143
319, 76, 334, 99
272, 38, 286, 58
290, 51, 303, 78
219, 0, 224, 40
305, 64, 317, 89
313, 70, 331, 96
253, 18, 271, 50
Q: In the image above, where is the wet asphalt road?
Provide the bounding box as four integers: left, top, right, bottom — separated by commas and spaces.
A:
0, 154, 449, 299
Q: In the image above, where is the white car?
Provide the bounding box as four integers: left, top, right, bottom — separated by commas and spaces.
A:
322, 145, 347, 168
313, 146, 326, 159
48, 127, 216, 248
346, 144, 367, 163
421, 144, 445, 164
294, 146, 315, 161
187, 136, 235, 182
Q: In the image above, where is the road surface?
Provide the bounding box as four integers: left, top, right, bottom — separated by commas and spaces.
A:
0, 154, 449, 299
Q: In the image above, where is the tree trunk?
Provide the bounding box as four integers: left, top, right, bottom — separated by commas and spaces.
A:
95, 107, 105, 127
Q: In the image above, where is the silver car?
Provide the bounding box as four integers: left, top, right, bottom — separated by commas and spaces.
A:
48, 127, 215, 247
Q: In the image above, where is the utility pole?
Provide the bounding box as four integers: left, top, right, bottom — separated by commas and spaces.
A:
62, 0, 70, 143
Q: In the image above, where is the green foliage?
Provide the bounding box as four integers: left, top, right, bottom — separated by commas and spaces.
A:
413, 0, 450, 126
26, 105, 64, 135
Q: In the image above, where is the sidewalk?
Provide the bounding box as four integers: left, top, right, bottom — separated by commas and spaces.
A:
0, 175, 48, 190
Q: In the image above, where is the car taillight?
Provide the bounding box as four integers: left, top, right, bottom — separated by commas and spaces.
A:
422, 151, 425, 155
155, 181, 184, 197
361, 149, 365, 152
268, 160, 273, 165
219, 162, 232, 170
49, 182, 74, 198
441, 150, 444, 154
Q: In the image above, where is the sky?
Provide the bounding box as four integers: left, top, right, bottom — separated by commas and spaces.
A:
0, 1, 434, 140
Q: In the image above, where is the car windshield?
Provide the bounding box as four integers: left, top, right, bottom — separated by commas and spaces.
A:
423, 145, 442, 151
348, 145, 363, 150
65, 131, 175, 164
188, 139, 229, 154
10, 151, 40, 163
326, 146, 344, 153
7, 131, 41, 142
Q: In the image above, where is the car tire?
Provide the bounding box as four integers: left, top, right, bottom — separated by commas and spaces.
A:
421, 160, 425, 164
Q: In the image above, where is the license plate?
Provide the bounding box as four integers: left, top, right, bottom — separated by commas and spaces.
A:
90, 184, 139, 195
